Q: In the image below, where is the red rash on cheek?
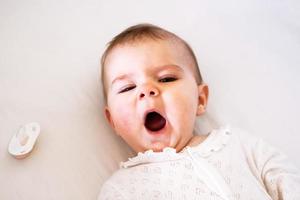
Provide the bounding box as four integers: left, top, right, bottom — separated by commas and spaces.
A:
111, 104, 135, 133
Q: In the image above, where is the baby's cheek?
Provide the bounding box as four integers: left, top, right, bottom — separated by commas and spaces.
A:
172, 85, 198, 107
112, 106, 136, 132
165, 87, 198, 121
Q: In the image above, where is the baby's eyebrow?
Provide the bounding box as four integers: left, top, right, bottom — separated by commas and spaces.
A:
111, 73, 133, 86
154, 64, 184, 73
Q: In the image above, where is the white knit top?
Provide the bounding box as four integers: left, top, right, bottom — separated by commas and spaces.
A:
98, 125, 300, 200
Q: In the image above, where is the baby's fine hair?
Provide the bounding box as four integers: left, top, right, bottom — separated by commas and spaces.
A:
101, 23, 203, 101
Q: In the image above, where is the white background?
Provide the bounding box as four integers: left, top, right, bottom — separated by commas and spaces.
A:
0, 0, 299, 199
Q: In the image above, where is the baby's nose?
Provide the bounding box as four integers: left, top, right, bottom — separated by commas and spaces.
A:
139, 85, 159, 99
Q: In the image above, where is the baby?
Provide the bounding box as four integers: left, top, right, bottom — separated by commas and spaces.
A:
98, 24, 300, 200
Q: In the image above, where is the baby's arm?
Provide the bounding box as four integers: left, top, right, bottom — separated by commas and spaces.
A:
252, 137, 300, 200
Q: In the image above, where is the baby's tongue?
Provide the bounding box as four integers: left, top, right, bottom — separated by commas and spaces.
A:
145, 112, 166, 132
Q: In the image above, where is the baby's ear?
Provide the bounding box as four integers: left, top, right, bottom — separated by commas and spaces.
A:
196, 83, 209, 116
104, 107, 115, 129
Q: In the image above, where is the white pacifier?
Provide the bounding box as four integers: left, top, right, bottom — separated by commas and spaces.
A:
8, 122, 41, 159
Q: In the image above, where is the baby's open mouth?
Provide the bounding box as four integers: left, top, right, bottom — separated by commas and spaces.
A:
144, 111, 166, 132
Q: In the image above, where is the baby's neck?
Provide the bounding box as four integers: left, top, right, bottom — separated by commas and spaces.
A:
185, 134, 208, 148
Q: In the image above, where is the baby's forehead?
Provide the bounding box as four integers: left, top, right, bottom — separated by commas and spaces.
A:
105, 38, 195, 73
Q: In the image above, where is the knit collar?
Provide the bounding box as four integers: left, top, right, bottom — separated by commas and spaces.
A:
120, 124, 232, 168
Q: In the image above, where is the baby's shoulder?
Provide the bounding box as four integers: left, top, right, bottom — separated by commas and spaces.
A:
101, 163, 155, 188
226, 125, 261, 146
98, 167, 135, 198
98, 168, 138, 199
211, 124, 266, 157
226, 125, 280, 158
203, 124, 261, 150
103, 167, 135, 186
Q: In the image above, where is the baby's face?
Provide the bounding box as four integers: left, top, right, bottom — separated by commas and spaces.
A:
104, 39, 208, 153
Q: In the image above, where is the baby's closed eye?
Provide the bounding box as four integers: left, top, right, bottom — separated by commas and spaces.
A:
158, 76, 177, 83
118, 85, 136, 93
